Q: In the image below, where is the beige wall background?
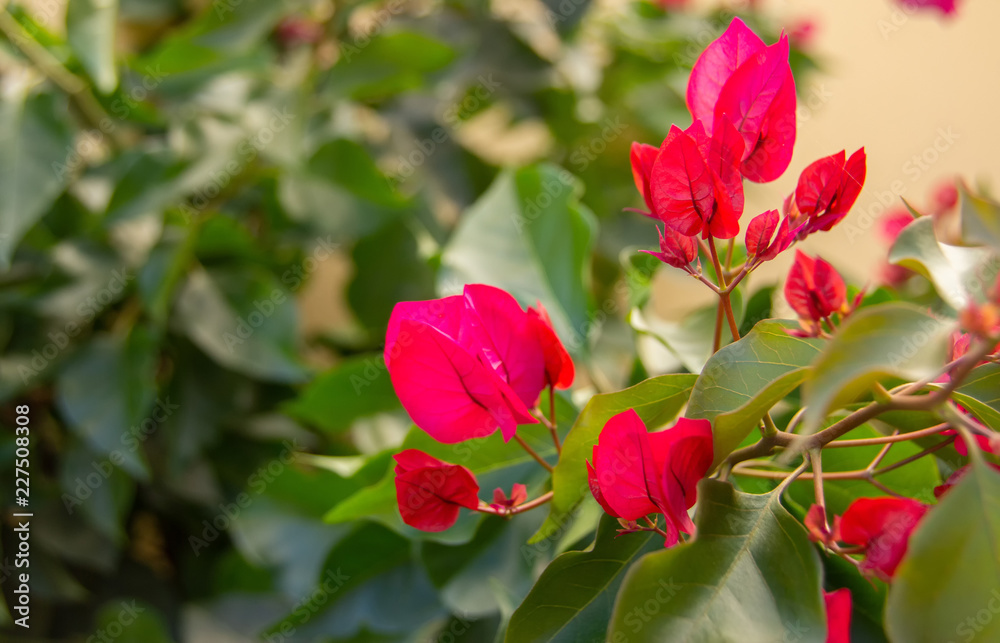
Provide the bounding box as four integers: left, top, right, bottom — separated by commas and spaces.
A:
657, 0, 1000, 317
756, 0, 1000, 277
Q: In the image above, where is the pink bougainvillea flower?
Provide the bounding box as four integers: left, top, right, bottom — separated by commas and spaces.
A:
839, 497, 928, 581
877, 208, 916, 287
641, 225, 698, 269
491, 483, 528, 511
744, 209, 780, 260
804, 504, 841, 547
896, 0, 958, 16
823, 589, 853, 643
713, 35, 797, 183
686, 18, 766, 134
527, 302, 575, 390
394, 449, 480, 532
931, 179, 959, 214
587, 409, 713, 546
788, 18, 818, 49
940, 429, 996, 457
784, 250, 848, 324
791, 148, 867, 234
648, 118, 746, 239
386, 285, 562, 444
630, 142, 659, 213
688, 18, 797, 183
934, 463, 1000, 499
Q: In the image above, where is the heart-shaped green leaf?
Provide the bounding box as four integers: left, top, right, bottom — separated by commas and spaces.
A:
507, 515, 660, 643
801, 304, 953, 435
887, 461, 1000, 643
686, 320, 824, 466
609, 480, 825, 643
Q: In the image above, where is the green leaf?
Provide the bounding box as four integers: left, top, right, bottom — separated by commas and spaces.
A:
609, 480, 825, 643
55, 327, 159, 479
423, 512, 547, 618
171, 266, 307, 383
886, 461, 1000, 643
93, 600, 172, 643
311, 139, 405, 208
542, 374, 697, 541
951, 363, 1000, 430
439, 164, 596, 352
67, 0, 120, 93
959, 184, 1000, 251
348, 224, 435, 330
284, 354, 401, 434
507, 515, 659, 643
801, 304, 953, 435
0, 91, 75, 268
329, 31, 456, 101
888, 216, 999, 309
686, 320, 824, 465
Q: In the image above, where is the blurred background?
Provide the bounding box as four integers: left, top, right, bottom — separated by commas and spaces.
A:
0, 0, 990, 641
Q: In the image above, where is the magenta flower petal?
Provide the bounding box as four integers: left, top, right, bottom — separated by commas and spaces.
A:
589, 410, 661, 521
687, 17, 766, 131
823, 589, 853, 643
394, 449, 480, 532
714, 34, 797, 183
462, 284, 547, 408
387, 318, 535, 443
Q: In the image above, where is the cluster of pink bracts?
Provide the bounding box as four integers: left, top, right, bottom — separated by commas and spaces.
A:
632, 18, 867, 338
380, 15, 984, 643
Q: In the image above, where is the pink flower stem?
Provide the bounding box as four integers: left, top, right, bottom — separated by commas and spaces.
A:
709, 238, 741, 343
476, 491, 554, 516
513, 434, 554, 472
811, 449, 830, 536
642, 516, 670, 540
823, 423, 949, 447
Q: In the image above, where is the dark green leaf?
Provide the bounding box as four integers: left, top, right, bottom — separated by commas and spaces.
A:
171, 266, 307, 383
67, 0, 120, 93
507, 515, 659, 643
687, 320, 823, 465
284, 354, 401, 434
439, 164, 596, 351
0, 91, 75, 268
887, 461, 1000, 642
609, 480, 825, 643
802, 304, 953, 435
951, 363, 1000, 430
56, 327, 159, 479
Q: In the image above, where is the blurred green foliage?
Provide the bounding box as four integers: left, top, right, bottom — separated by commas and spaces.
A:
0, 0, 815, 640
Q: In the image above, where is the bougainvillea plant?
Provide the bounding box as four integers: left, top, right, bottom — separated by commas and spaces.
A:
375, 17, 1000, 643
